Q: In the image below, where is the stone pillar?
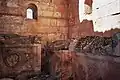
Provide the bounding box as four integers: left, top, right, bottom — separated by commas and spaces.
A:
32, 44, 41, 71
68, 0, 80, 39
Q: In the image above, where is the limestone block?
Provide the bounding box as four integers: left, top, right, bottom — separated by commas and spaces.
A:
0, 16, 23, 24
48, 6, 54, 11
56, 19, 67, 27
38, 10, 43, 16
61, 20, 67, 27
40, 18, 51, 26
61, 11, 67, 18
7, 0, 19, 7
53, 12, 61, 18
36, 27, 57, 33
59, 27, 68, 33
3, 24, 21, 34
40, 4, 49, 10
47, 33, 57, 40
42, 10, 53, 17
50, 19, 57, 26
57, 5, 66, 13
20, 26, 28, 33
6, 7, 20, 15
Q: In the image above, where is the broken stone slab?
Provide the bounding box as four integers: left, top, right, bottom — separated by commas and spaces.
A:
0, 34, 41, 45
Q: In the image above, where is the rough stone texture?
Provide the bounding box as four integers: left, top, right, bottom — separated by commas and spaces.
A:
0, 34, 41, 78
50, 50, 120, 80
0, 0, 80, 41
0, 0, 120, 41
67, 0, 80, 38
79, 20, 94, 37
0, 0, 120, 80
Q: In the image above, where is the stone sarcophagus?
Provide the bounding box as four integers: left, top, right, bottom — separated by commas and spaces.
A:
0, 34, 41, 78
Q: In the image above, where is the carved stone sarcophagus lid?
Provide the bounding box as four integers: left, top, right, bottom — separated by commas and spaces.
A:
0, 34, 41, 78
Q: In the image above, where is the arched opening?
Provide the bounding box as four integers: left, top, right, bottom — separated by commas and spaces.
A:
26, 4, 38, 19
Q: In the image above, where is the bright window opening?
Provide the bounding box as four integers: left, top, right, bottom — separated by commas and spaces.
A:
26, 3, 38, 20
27, 8, 33, 19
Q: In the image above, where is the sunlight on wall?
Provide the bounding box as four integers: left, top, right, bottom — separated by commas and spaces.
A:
79, 0, 120, 32
93, 0, 120, 32
79, 0, 92, 22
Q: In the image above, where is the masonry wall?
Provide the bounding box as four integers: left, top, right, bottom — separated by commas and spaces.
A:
0, 0, 80, 41
51, 51, 120, 80
68, 0, 80, 38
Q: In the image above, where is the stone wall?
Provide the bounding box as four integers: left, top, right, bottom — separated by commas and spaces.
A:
50, 51, 120, 80
0, 44, 41, 78
0, 0, 119, 41
68, 0, 80, 38
79, 20, 94, 37
0, 0, 80, 41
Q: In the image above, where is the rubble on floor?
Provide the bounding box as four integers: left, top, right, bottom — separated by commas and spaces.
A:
0, 34, 120, 80
75, 36, 113, 55
48, 40, 70, 51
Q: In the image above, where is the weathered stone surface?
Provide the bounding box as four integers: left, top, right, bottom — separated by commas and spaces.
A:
50, 50, 120, 80
75, 36, 113, 56
0, 0, 80, 41
0, 34, 41, 78
0, 0, 120, 80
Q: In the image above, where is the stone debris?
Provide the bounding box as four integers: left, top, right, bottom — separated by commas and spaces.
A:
0, 34, 42, 80
0, 34, 120, 80
75, 36, 113, 55
69, 38, 77, 52
49, 40, 70, 51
